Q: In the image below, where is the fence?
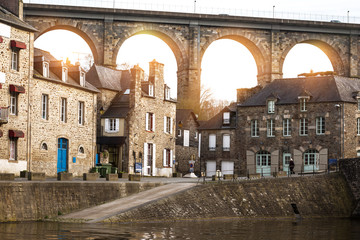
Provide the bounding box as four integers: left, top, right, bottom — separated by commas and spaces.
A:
24, 0, 360, 24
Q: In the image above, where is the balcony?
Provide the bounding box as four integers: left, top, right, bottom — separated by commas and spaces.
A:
0, 107, 9, 124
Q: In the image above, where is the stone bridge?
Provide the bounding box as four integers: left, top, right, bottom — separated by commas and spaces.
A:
24, 3, 360, 110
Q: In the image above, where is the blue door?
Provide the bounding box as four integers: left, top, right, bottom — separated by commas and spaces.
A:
57, 138, 68, 173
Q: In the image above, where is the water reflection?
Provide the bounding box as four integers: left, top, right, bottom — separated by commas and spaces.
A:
0, 218, 359, 240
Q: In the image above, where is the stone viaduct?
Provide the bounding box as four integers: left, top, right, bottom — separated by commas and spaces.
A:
24, 3, 360, 111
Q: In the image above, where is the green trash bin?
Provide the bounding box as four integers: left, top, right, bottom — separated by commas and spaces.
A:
111, 167, 118, 174
99, 167, 108, 178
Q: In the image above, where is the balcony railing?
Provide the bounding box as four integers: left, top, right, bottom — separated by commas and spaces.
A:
0, 107, 9, 124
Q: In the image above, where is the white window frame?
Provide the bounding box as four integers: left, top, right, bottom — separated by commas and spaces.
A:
300, 98, 307, 112
223, 112, 230, 124
163, 148, 173, 167
194, 131, 198, 140
267, 119, 275, 137
256, 151, 271, 167
222, 134, 230, 151
62, 67, 68, 82
78, 101, 84, 125
149, 84, 154, 97
146, 112, 155, 131
80, 71, 86, 86
251, 119, 259, 137
299, 118, 308, 136
164, 116, 172, 134
177, 129, 181, 137
268, 100, 275, 113
41, 94, 48, 120
105, 118, 119, 133
11, 48, 19, 71
283, 119, 291, 136
164, 86, 170, 100
209, 134, 216, 151
43, 62, 49, 78
183, 130, 190, 147
316, 117, 325, 135
9, 138, 17, 160
357, 98, 360, 111
61, 98, 67, 123
357, 118, 360, 135
10, 91, 17, 115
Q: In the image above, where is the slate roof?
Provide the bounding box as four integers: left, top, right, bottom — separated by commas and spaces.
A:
102, 92, 130, 118
198, 103, 237, 130
241, 76, 360, 107
0, 5, 37, 32
176, 109, 199, 127
86, 64, 131, 92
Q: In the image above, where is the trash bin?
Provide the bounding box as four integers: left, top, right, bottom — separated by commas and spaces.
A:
111, 167, 118, 174
99, 167, 108, 178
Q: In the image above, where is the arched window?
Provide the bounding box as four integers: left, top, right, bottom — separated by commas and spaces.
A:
78, 146, 84, 154
41, 142, 48, 150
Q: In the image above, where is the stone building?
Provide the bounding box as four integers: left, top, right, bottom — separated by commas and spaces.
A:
175, 109, 200, 175
30, 48, 98, 176
198, 103, 237, 177
237, 75, 360, 176
0, 2, 37, 174
87, 60, 177, 177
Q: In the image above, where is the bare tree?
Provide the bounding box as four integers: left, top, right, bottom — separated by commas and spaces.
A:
117, 62, 131, 70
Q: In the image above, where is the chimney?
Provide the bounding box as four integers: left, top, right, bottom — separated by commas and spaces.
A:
130, 64, 144, 108
149, 59, 165, 97
0, 0, 23, 20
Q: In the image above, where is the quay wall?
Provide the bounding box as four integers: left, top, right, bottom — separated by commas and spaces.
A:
0, 182, 163, 222
340, 158, 360, 217
106, 174, 356, 223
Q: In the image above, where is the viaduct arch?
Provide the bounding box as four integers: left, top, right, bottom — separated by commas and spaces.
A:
24, 4, 360, 112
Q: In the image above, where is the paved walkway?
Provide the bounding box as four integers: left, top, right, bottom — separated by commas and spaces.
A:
59, 182, 197, 223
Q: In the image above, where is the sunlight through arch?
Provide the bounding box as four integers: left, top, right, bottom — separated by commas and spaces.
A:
201, 39, 257, 102
34, 30, 93, 70
116, 34, 178, 98
283, 43, 334, 78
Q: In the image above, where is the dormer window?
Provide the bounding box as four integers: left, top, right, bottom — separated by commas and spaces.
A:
43, 62, 49, 78
80, 71, 85, 86
223, 112, 230, 124
164, 85, 170, 100
300, 98, 307, 112
357, 98, 360, 111
62, 67, 68, 82
149, 84, 154, 97
268, 100, 275, 113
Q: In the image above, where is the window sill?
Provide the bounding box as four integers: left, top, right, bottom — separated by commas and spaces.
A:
8, 159, 18, 163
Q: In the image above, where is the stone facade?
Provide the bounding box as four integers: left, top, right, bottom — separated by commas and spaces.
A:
340, 158, 360, 217
0, 4, 36, 174
24, 4, 360, 110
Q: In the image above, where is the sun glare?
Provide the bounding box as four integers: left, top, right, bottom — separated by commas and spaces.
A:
201, 39, 258, 102
283, 43, 334, 78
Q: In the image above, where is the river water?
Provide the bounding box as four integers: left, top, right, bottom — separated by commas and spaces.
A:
0, 218, 359, 240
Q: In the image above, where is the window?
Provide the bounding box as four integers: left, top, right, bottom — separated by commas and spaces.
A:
251, 119, 259, 137
183, 130, 190, 147
223, 134, 230, 151
357, 150, 360, 157
164, 116, 172, 134
304, 149, 318, 165
195, 131, 198, 140
105, 118, 119, 133
268, 100, 275, 113
357, 118, 360, 135
62, 67, 68, 82
61, 98, 67, 123
9, 138, 17, 160
267, 119, 275, 137
163, 148, 172, 167
357, 99, 360, 111
164, 86, 170, 100
256, 151, 271, 167
43, 62, 49, 78
9, 92, 17, 115
78, 101, 84, 125
41, 94, 48, 120
299, 118, 308, 136
209, 134, 216, 151
41, 142, 48, 150
177, 129, 181, 137
223, 112, 230, 124
146, 112, 155, 131
283, 119, 291, 136
78, 146, 84, 154
149, 84, 154, 97
80, 72, 85, 86
316, 117, 325, 135
11, 48, 19, 71
300, 98, 307, 112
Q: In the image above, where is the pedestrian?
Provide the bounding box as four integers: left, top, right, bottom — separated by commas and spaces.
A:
289, 158, 295, 174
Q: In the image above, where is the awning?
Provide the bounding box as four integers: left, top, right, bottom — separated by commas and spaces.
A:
9, 84, 25, 93
10, 40, 26, 49
97, 136, 126, 145
0, 83, 2, 89
0, 130, 3, 138
9, 130, 24, 138
0, 37, 3, 43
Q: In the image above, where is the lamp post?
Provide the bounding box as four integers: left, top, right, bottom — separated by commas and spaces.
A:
273, 5, 275, 18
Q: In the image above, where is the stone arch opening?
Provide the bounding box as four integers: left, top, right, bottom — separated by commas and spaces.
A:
201, 34, 268, 86
280, 40, 345, 77
34, 25, 99, 65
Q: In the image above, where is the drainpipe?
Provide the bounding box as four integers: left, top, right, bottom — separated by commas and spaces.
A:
26, 32, 32, 172
342, 102, 345, 159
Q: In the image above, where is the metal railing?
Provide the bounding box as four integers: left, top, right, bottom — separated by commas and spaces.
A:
24, 0, 360, 24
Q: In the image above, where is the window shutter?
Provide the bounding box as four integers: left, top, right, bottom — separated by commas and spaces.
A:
143, 143, 148, 169
209, 134, 216, 148
163, 149, 167, 166
170, 150, 173, 167
170, 118, 173, 134
145, 113, 149, 131
152, 144, 156, 176
164, 116, 167, 133
184, 130, 189, 147
115, 119, 119, 132
105, 119, 109, 133
223, 134, 230, 149
152, 113, 155, 131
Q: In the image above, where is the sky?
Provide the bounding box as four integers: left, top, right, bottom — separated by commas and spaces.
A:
32, 0, 359, 101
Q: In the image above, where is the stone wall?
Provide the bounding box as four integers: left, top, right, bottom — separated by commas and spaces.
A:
340, 158, 360, 217
106, 174, 355, 223
0, 181, 163, 222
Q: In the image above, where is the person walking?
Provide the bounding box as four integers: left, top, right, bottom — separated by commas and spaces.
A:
289, 158, 295, 174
